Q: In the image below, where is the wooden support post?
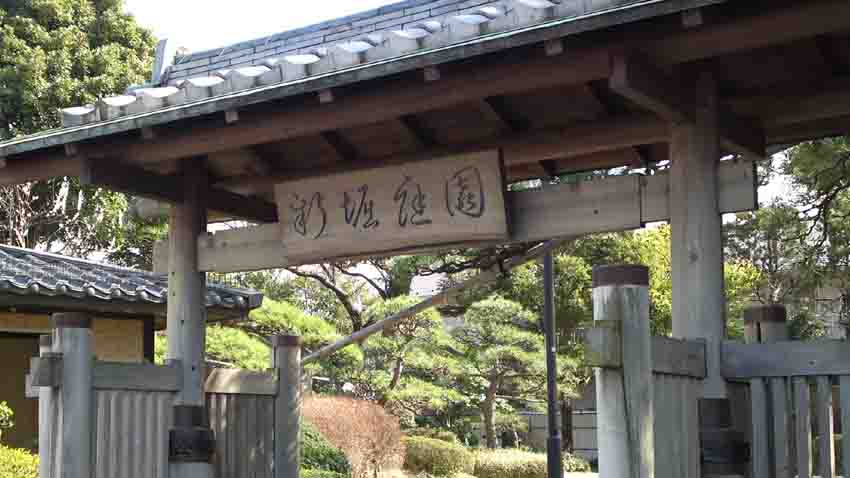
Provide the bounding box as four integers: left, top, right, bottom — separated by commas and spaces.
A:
273, 335, 302, 478
53, 313, 94, 478
38, 334, 55, 478
744, 304, 789, 343
167, 158, 214, 478
746, 304, 790, 478
670, 71, 727, 399
592, 265, 653, 478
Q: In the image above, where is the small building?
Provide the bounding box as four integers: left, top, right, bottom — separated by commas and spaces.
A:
0, 244, 261, 449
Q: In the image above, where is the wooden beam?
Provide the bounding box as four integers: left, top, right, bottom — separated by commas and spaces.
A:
80, 158, 278, 223
175, 159, 757, 273
205, 369, 277, 396
88, 49, 614, 166
585, 324, 707, 379
0, 156, 82, 186
320, 131, 360, 162
609, 53, 765, 158
215, 114, 669, 189
93, 361, 180, 392
722, 340, 850, 379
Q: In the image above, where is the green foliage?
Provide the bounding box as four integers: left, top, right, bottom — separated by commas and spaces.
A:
0, 402, 13, 436
402, 436, 474, 477
204, 326, 269, 370
0, 0, 156, 255
302, 421, 352, 476
154, 327, 269, 370
405, 427, 459, 443
242, 299, 363, 382
301, 470, 347, 478
0, 445, 38, 478
0, 0, 156, 138
106, 213, 167, 270
473, 449, 590, 478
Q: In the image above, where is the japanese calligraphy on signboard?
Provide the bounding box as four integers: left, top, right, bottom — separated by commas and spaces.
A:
275, 151, 508, 264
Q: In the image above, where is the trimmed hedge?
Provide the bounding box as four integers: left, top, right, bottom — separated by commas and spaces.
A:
303, 421, 351, 476
0, 446, 38, 478
403, 436, 474, 477
473, 449, 590, 478
406, 427, 459, 444
302, 469, 347, 478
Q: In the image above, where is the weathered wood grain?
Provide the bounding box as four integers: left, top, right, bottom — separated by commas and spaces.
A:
275, 151, 508, 265
585, 329, 706, 379
93, 362, 181, 392
795, 377, 813, 478
750, 378, 770, 478
722, 340, 850, 379
205, 369, 277, 396
816, 376, 836, 478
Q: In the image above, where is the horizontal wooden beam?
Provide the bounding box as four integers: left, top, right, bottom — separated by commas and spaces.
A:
205, 368, 277, 396
722, 340, 850, 379
217, 114, 669, 190
155, 159, 757, 273
609, 53, 765, 158
98, 49, 614, 167
585, 322, 707, 378
29, 354, 62, 388
80, 158, 278, 223
92, 361, 180, 392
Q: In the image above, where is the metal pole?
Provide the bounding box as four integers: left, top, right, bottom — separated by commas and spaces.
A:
543, 251, 563, 478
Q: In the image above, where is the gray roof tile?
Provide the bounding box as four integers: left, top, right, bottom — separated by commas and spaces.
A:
0, 245, 262, 311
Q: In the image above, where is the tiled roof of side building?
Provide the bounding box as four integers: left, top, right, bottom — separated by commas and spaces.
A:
0, 244, 263, 311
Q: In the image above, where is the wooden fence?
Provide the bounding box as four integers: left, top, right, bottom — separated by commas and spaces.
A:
31, 329, 299, 478
723, 339, 850, 478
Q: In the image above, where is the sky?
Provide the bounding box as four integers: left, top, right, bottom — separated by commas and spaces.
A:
123, 0, 399, 54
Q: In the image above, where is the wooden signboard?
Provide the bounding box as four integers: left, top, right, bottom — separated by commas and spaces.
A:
274, 151, 508, 264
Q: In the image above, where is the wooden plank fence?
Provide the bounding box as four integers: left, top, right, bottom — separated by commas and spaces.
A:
32, 331, 300, 478
723, 339, 850, 478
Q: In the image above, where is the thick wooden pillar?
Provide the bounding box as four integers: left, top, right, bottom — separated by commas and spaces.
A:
669, 72, 727, 399
38, 334, 55, 478
167, 158, 214, 477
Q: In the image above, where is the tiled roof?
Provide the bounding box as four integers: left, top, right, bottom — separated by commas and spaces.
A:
56, 0, 653, 128
0, 245, 262, 311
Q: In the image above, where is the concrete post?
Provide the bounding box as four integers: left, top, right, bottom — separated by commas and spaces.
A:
669, 71, 727, 399
38, 334, 55, 478
53, 312, 94, 478
167, 158, 214, 478
273, 335, 302, 478
593, 265, 654, 478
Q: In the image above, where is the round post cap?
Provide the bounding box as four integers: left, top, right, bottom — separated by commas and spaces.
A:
592, 265, 649, 287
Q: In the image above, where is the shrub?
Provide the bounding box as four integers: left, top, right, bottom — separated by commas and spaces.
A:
0, 403, 13, 443
303, 396, 404, 478
473, 449, 590, 478
302, 421, 351, 476
406, 427, 459, 444
0, 446, 38, 478
402, 436, 474, 477
302, 469, 347, 478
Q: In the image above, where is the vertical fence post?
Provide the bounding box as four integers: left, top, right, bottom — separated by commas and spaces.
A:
592, 265, 653, 478
38, 334, 55, 478
273, 335, 302, 478
745, 304, 790, 478
53, 312, 94, 478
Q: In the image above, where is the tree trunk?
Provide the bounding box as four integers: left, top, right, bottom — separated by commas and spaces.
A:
482, 378, 499, 449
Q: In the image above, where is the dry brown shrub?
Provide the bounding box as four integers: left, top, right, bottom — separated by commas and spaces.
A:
303, 396, 405, 478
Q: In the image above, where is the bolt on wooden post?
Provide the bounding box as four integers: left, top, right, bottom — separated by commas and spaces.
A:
592, 265, 654, 478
